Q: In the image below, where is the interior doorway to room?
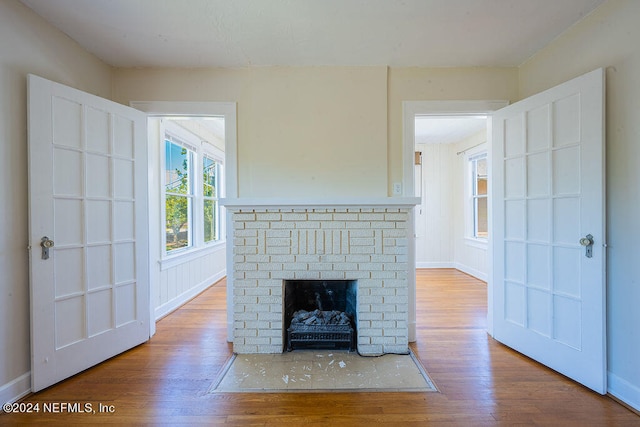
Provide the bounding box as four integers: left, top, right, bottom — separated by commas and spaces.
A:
130, 101, 237, 339
413, 115, 490, 282
402, 100, 506, 344
406, 71, 606, 394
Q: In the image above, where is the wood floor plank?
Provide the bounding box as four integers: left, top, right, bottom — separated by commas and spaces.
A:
2, 269, 638, 425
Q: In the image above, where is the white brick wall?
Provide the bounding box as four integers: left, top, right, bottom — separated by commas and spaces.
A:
230, 207, 411, 355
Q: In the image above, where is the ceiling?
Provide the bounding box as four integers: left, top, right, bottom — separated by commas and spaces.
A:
415, 116, 487, 145
19, 0, 604, 144
20, 0, 604, 69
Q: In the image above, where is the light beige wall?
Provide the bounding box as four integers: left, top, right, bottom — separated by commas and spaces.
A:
114, 67, 519, 198
241, 67, 388, 197
388, 67, 518, 194
114, 67, 389, 198
519, 0, 640, 409
0, 0, 112, 403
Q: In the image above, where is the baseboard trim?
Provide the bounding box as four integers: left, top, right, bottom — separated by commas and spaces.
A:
154, 270, 226, 321
416, 262, 454, 269
0, 372, 31, 405
452, 263, 488, 282
416, 263, 487, 282
608, 371, 640, 413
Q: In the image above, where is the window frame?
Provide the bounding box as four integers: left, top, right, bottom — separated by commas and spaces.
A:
202, 149, 224, 245
465, 149, 489, 247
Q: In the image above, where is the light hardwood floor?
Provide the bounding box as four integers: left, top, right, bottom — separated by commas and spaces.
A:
3, 269, 638, 425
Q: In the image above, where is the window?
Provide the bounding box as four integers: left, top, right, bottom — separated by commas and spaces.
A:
165, 136, 194, 252
163, 120, 224, 255
470, 153, 488, 239
203, 155, 222, 243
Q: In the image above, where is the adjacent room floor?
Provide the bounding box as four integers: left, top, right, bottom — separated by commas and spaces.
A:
2, 269, 638, 425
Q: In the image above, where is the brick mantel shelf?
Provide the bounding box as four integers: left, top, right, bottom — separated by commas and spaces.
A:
220, 197, 421, 209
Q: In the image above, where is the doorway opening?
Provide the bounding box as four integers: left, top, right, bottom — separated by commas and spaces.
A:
402, 100, 508, 338
131, 101, 237, 338
145, 115, 229, 324
413, 114, 489, 281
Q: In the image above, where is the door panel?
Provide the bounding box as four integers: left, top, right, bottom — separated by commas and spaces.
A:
28, 75, 149, 392
492, 68, 605, 393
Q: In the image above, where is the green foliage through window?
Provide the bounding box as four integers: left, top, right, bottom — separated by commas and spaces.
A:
165, 140, 192, 251
164, 124, 223, 254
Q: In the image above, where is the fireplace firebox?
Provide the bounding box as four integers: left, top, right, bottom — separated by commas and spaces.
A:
284, 280, 357, 351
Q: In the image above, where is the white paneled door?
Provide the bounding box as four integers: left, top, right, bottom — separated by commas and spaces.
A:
492, 68, 605, 393
28, 75, 150, 392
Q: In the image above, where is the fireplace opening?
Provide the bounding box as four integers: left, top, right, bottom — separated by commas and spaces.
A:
283, 280, 357, 351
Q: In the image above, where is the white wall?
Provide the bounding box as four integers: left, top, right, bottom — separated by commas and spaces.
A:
415, 143, 454, 268
0, 0, 113, 404
519, 0, 640, 410
452, 131, 489, 281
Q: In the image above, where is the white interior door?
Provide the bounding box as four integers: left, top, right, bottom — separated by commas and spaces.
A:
491, 68, 606, 393
28, 75, 150, 392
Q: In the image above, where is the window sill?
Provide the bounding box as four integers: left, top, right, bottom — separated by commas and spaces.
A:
464, 237, 488, 250
160, 241, 225, 270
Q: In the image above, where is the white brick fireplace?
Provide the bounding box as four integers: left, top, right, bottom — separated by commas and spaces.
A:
222, 198, 419, 356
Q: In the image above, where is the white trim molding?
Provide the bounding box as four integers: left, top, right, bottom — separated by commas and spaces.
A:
608, 371, 640, 412
0, 373, 31, 405
403, 100, 508, 201
402, 100, 509, 199
130, 101, 238, 198
453, 263, 489, 283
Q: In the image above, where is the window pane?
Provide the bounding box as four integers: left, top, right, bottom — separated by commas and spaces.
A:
476, 197, 488, 238
477, 176, 488, 196
165, 140, 189, 194
204, 199, 217, 242
475, 158, 487, 196
203, 156, 216, 197
166, 195, 190, 251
